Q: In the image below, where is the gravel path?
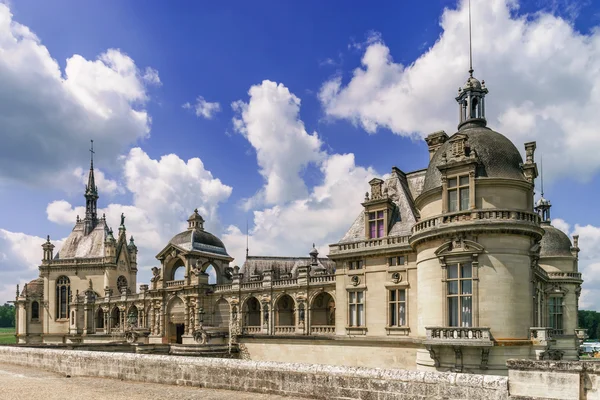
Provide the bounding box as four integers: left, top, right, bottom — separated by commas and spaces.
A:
0, 363, 306, 400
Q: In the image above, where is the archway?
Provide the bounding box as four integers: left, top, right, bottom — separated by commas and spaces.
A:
311, 292, 335, 326
127, 305, 139, 329
243, 297, 261, 327
213, 298, 229, 328
172, 259, 185, 281
167, 297, 185, 344
276, 294, 295, 327
111, 307, 121, 331
96, 308, 105, 331
205, 264, 217, 285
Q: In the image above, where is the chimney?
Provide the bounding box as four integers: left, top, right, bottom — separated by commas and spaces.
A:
425, 131, 449, 161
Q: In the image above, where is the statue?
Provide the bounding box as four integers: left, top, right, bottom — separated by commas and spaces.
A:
120, 213, 125, 226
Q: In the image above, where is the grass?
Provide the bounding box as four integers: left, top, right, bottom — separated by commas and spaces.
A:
0, 327, 15, 344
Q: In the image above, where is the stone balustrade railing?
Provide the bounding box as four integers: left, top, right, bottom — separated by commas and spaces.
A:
310, 325, 335, 335
243, 326, 262, 334
165, 280, 184, 288
309, 275, 335, 284
44, 257, 106, 265
547, 272, 582, 280
274, 326, 295, 334
214, 284, 233, 293
273, 278, 298, 287
530, 327, 555, 345
412, 209, 540, 235
330, 235, 410, 255
424, 327, 493, 346
240, 282, 262, 290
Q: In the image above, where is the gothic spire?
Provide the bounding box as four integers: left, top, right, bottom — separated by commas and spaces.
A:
83, 140, 99, 234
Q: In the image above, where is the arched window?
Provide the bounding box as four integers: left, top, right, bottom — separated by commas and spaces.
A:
117, 276, 128, 293
31, 301, 39, 320
96, 308, 104, 329
55, 276, 70, 319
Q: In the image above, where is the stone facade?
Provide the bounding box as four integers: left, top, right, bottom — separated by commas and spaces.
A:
14, 68, 585, 374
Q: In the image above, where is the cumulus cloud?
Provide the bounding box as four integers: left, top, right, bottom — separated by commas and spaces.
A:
183, 96, 221, 119
232, 80, 325, 206
142, 67, 161, 86
223, 81, 377, 265
0, 230, 64, 305
568, 223, 600, 311
0, 3, 158, 186
319, 0, 600, 181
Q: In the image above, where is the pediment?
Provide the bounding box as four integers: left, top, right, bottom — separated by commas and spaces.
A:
435, 236, 484, 257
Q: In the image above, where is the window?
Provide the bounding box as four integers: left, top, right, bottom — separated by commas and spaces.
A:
368, 211, 385, 238
31, 301, 39, 320
389, 256, 405, 267
348, 291, 364, 327
447, 263, 472, 327
348, 260, 363, 270
55, 276, 70, 319
117, 276, 128, 293
549, 297, 563, 334
448, 175, 470, 212
388, 289, 406, 327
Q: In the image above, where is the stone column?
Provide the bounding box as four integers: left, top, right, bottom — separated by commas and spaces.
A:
469, 169, 476, 210
83, 303, 89, 335
441, 176, 448, 213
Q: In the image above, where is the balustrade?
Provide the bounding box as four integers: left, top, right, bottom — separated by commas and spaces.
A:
330, 235, 410, 255
274, 326, 295, 334
310, 325, 335, 335
425, 326, 493, 346
412, 209, 541, 234
309, 275, 335, 284
243, 326, 262, 334
214, 284, 233, 292
165, 280, 184, 288
273, 278, 298, 287
240, 282, 262, 290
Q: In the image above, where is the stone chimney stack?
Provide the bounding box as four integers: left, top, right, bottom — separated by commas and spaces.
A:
425, 131, 449, 161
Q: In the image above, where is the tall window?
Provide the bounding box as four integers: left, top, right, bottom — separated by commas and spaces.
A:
548, 297, 563, 334
368, 211, 385, 238
55, 276, 70, 319
117, 276, 128, 293
348, 291, 364, 327
31, 301, 39, 320
388, 289, 406, 327
448, 176, 470, 212
447, 263, 472, 327
389, 256, 405, 267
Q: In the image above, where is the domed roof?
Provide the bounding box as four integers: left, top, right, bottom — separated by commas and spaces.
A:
463, 76, 483, 90
422, 125, 527, 193
539, 223, 573, 258
169, 228, 229, 256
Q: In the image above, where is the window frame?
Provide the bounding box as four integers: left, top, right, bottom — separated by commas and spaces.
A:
347, 290, 365, 328
388, 288, 407, 327
388, 256, 406, 267
447, 175, 470, 212
31, 301, 40, 321
367, 210, 385, 239
446, 262, 473, 328
548, 296, 564, 334
55, 276, 70, 320
348, 260, 364, 270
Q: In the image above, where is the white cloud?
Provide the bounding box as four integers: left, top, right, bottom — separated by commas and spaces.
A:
183, 96, 221, 119
142, 67, 161, 86
319, 0, 600, 182
552, 218, 571, 235
0, 3, 158, 186
72, 167, 122, 196
232, 80, 325, 206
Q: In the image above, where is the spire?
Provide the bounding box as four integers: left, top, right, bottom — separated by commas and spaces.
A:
534, 156, 551, 223
456, 0, 488, 130
83, 140, 99, 235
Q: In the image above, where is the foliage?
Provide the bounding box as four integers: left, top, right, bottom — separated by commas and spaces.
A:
0, 303, 15, 328
0, 327, 15, 344
579, 310, 600, 340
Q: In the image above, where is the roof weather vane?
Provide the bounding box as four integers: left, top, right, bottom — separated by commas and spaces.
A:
90, 139, 95, 168
468, 0, 474, 77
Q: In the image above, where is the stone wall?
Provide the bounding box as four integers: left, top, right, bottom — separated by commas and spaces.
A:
0, 346, 508, 400
507, 359, 600, 400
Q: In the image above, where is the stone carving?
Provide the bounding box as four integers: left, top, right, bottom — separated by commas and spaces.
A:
194, 329, 209, 345
351, 275, 360, 286
540, 349, 564, 361
125, 331, 137, 344
151, 267, 161, 282
481, 348, 490, 370
425, 345, 440, 367
120, 213, 125, 226
391, 272, 401, 284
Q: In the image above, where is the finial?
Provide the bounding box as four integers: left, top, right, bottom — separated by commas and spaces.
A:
540, 155, 544, 197
245, 218, 249, 259
468, 0, 473, 77
194, 208, 198, 214
90, 139, 95, 169
46, 235, 50, 243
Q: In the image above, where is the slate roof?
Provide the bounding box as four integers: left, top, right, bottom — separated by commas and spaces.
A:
56, 219, 108, 259
240, 256, 336, 282
169, 229, 230, 257
539, 223, 573, 258
337, 167, 420, 244
422, 124, 527, 193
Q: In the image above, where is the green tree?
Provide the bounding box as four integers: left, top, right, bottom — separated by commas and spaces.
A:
0, 303, 15, 328
579, 310, 600, 340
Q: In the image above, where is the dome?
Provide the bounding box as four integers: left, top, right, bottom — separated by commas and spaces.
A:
539, 224, 573, 258
463, 76, 483, 90
169, 229, 229, 257
422, 125, 527, 193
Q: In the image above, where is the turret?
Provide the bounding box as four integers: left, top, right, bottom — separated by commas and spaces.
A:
42, 235, 55, 262
104, 228, 116, 262
128, 236, 138, 263
187, 209, 205, 230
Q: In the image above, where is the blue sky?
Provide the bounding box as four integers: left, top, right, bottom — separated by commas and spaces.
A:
2, 0, 600, 307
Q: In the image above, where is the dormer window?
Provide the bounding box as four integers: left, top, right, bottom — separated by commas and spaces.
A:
448, 175, 470, 212
368, 211, 385, 238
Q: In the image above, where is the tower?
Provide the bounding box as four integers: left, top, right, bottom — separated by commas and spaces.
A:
83, 140, 99, 235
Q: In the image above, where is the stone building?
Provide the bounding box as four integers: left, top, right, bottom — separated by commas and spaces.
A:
14, 67, 586, 374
